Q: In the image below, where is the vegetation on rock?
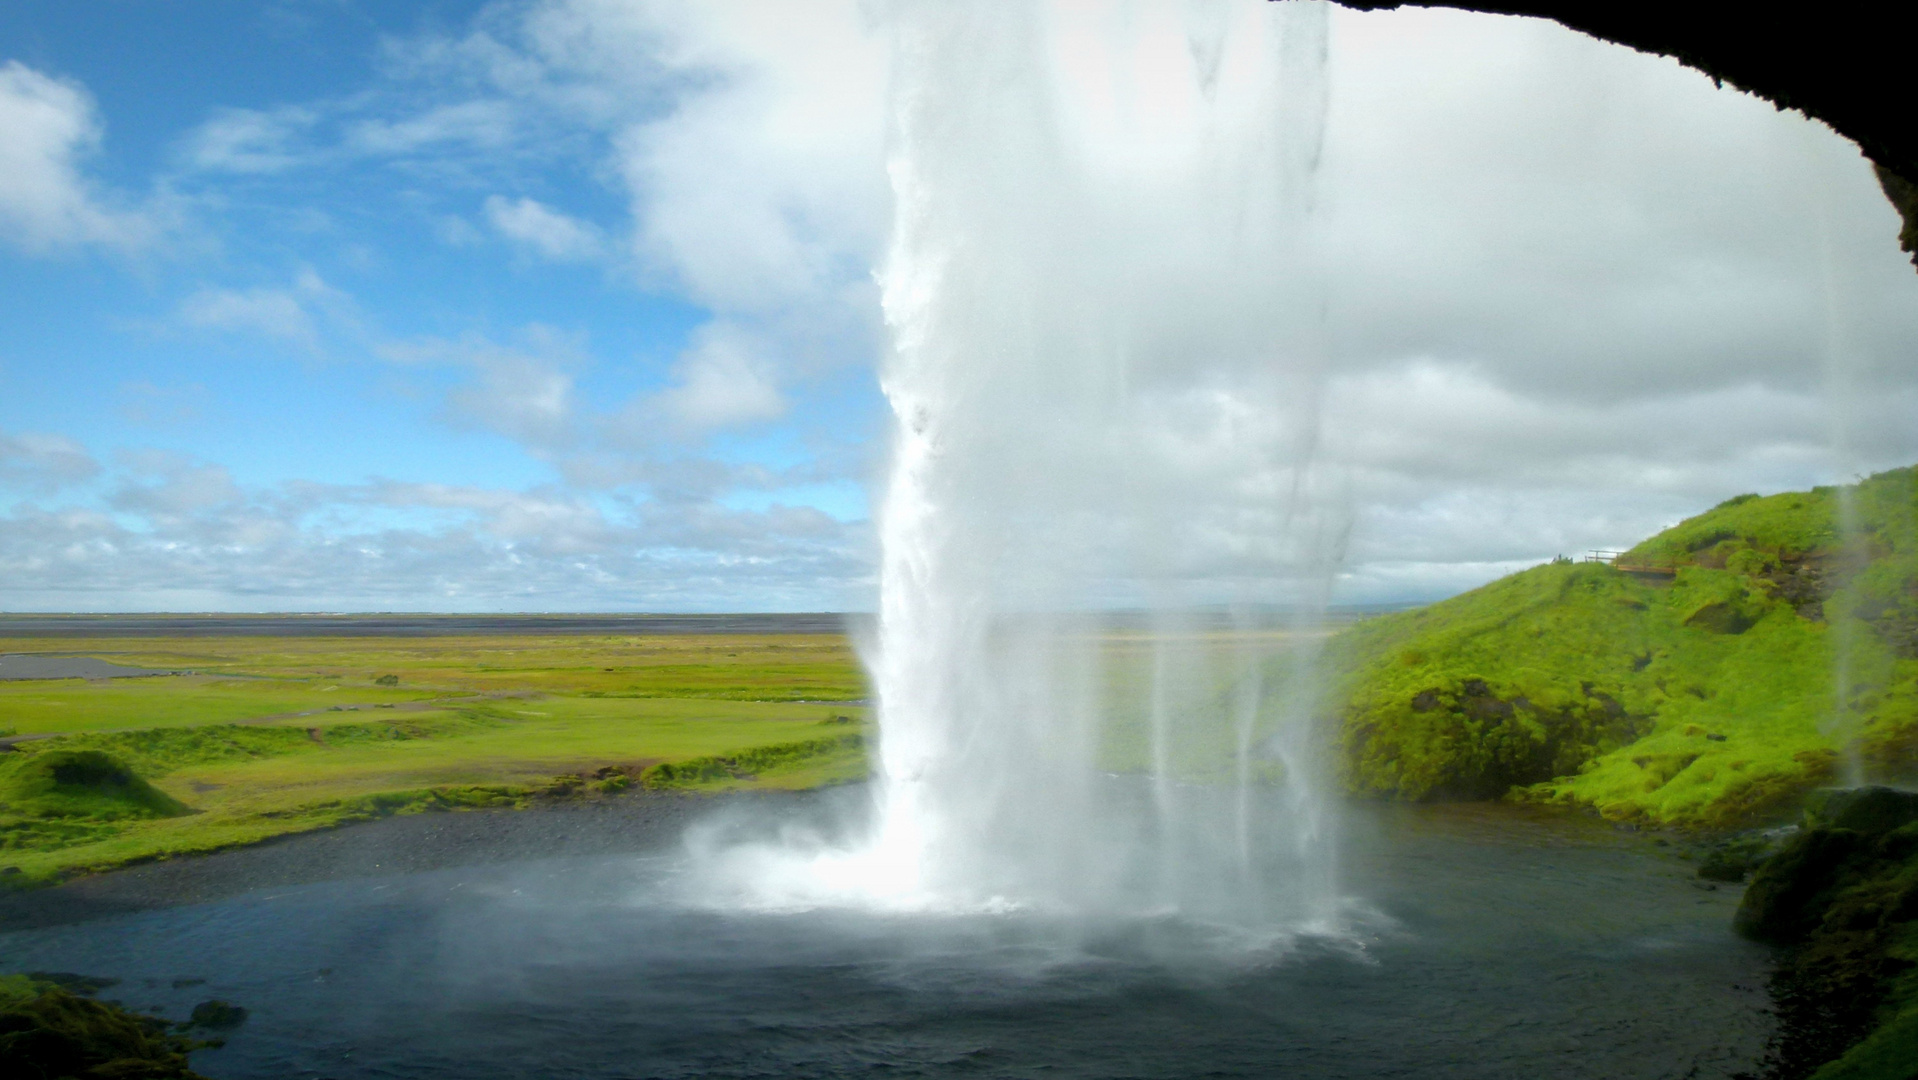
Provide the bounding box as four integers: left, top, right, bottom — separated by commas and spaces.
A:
0, 973, 213, 1079
1734, 787, 1918, 1080
1328, 466, 1918, 828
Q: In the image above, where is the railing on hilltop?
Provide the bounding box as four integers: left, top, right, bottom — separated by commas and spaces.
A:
1586, 549, 1678, 577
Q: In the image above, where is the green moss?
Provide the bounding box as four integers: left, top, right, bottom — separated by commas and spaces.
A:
1808, 920, 1918, 1080
1328, 466, 1918, 828
640, 731, 867, 790
1734, 792, 1918, 1080
0, 750, 191, 822
0, 976, 212, 1079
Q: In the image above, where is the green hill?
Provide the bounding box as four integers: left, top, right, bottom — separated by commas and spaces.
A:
0, 750, 191, 822
1327, 466, 1918, 829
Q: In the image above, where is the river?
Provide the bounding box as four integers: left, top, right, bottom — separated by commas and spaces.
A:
0, 791, 1772, 1079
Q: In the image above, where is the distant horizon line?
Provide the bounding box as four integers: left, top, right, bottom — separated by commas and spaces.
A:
0, 601, 1433, 617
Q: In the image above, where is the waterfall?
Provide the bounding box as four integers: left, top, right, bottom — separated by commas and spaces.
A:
697, 0, 1347, 933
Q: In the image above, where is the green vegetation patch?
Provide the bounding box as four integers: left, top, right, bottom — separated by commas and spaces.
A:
640, 730, 868, 790
0, 676, 443, 736
0, 633, 868, 714
0, 750, 190, 822
19, 710, 512, 775
0, 973, 214, 1079
1327, 467, 1918, 828
0, 698, 870, 884
0, 630, 875, 885
1733, 788, 1918, 1080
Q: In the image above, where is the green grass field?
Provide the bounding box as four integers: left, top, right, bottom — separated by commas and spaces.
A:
0, 632, 870, 885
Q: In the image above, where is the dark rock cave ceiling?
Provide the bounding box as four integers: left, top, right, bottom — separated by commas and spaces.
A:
1312, 2, 1918, 268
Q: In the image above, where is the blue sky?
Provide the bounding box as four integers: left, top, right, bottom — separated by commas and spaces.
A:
1, 0, 888, 611
2, 1, 1915, 612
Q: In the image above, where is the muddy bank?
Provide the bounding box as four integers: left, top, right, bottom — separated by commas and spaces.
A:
0, 654, 187, 680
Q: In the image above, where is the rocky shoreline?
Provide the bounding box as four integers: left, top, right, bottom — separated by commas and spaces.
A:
1733, 787, 1918, 1080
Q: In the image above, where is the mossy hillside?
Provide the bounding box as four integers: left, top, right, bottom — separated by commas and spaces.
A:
1330, 466, 1918, 828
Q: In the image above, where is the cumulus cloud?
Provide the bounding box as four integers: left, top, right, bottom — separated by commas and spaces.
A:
378, 326, 584, 449
118, 382, 211, 429
180, 286, 315, 343
469, 1, 1917, 598
647, 322, 787, 432
13, 2, 1918, 611
447, 352, 578, 446
109, 451, 243, 520
605, 0, 887, 319
0, 61, 156, 251
395, 0, 888, 372
178, 268, 349, 348
0, 462, 870, 612
182, 105, 317, 173
346, 99, 519, 155
0, 431, 100, 492
484, 194, 607, 262
1315, 8, 1918, 401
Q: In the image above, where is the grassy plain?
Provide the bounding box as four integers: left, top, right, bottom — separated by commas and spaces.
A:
0, 632, 870, 884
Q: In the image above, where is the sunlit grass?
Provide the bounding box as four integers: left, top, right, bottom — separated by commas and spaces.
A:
0, 632, 872, 884
1326, 466, 1918, 829
0, 677, 443, 736
0, 633, 866, 704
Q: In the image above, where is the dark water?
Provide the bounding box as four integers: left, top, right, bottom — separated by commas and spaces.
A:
0, 654, 183, 680
0, 803, 1772, 1079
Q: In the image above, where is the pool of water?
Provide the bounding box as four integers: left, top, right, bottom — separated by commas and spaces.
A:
0, 800, 1773, 1079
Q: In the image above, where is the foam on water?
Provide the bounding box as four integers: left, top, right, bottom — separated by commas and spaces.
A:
693, 0, 1346, 932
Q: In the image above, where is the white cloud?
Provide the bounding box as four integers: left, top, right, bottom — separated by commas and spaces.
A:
417, 0, 888, 368
0, 463, 870, 612
182, 105, 316, 173
118, 382, 211, 428
178, 269, 348, 348
0, 430, 100, 492
109, 452, 243, 519
447, 352, 578, 446
377, 326, 584, 449
483, 194, 607, 262
11, 2, 1918, 611
346, 99, 519, 155
608, 0, 887, 316
0, 61, 155, 251
180, 286, 315, 343
436, 214, 486, 247
649, 322, 787, 432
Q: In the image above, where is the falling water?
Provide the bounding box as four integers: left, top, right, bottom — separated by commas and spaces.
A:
1810, 135, 1868, 787
699, 0, 1347, 933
